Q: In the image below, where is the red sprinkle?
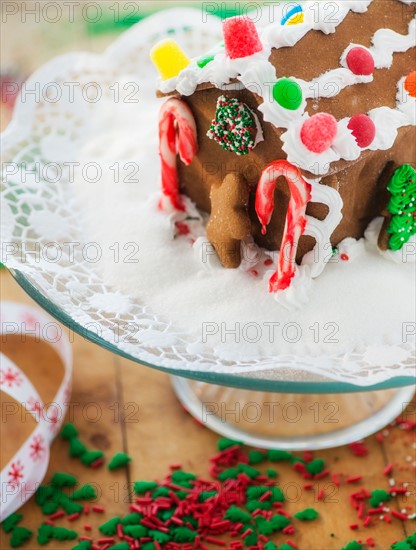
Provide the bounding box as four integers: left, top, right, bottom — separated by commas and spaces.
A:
346, 475, 363, 483
391, 510, 408, 521
366, 537, 375, 548
49, 511, 65, 521
286, 541, 297, 549
84, 525, 92, 531
98, 538, 116, 545
349, 523, 359, 530
205, 537, 227, 546
390, 487, 408, 495
92, 506, 105, 513
384, 464, 394, 476
91, 459, 104, 469
363, 516, 372, 527
67, 513, 80, 522
340, 253, 349, 261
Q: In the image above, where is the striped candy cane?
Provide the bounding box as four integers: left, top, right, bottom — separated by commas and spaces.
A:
255, 160, 312, 292
158, 98, 198, 210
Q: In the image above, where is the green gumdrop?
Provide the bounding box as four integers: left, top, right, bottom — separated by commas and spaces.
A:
369, 489, 391, 507
341, 542, 363, 550
51, 527, 78, 541
148, 530, 171, 543
120, 513, 143, 526
60, 423, 78, 440
244, 532, 258, 546
80, 450, 104, 466
108, 452, 132, 471
41, 500, 59, 515
71, 484, 97, 500
10, 526, 33, 548
294, 508, 319, 521
99, 517, 120, 536
69, 438, 87, 458
37, 524, 54, 545
108, 544, 130, 550
273, 78, 302, 110
2, 513, 23, 533
72, 541, 92, 550
123, 525, 148, 539
51, 472, 77, 488
248, 450, 265, 464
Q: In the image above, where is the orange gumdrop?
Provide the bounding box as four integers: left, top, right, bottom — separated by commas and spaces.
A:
404, 71, 416, 98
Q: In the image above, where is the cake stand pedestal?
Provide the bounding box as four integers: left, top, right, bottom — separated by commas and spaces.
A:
171, 376, 415, 450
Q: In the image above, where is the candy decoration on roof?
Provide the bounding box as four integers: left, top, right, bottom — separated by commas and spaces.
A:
281, 4, 304, 26
346, 47, 375, 76
300, 113, 338, 153
207, 96, 257, 155
272, 78, 303, 110
386, 164, 416, 250
255, 160, 312, 292
158, 98, 198, 210
223, 17, 263, 60
404, 71, 416, 98
347, 114, 376, 148
150, 39, 191, 80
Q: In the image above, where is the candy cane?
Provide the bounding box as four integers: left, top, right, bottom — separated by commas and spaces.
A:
158, 98, 198, 210
255, 160, 312, 293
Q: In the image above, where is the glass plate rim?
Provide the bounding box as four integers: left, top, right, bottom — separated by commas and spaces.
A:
9, 268, 416, 394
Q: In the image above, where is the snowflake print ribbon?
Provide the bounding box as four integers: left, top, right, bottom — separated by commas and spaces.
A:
0, 302, 72, 521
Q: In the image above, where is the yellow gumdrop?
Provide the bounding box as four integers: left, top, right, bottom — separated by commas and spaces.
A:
150, 39, 191, 80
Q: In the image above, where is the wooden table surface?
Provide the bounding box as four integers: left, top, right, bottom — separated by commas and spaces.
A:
1, 4, 415, 549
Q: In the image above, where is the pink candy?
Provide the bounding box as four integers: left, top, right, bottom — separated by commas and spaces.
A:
347, 114, 376, 148
223, 17, 263, 59
300, 113, 338, 153
346, 47, 375, 76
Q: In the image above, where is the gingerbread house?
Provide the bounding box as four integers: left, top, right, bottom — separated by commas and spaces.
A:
152, 0, 416, 294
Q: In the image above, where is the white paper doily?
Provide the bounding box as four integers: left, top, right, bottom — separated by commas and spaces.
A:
1, 9, 415, 388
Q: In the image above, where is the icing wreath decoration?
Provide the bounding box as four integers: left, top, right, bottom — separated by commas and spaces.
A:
207, 96, 257, 155
386, 164, 416, 251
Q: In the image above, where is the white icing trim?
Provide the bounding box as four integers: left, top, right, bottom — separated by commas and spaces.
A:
365, 217, 416, 263
303, 178, 344, 278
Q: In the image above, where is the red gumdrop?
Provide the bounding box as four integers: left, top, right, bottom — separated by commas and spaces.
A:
223, 17, 263, 60
347, 114, 376, 148
300, 113, 338, 154
346, 47, 375, 76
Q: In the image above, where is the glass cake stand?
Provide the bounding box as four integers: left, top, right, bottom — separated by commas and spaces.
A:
2, 8, 415, 450
9, 271, 416, 450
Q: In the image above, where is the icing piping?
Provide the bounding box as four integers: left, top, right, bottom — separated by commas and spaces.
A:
159, 8, 415, 175
158, 98, 198, 210
302, 180, 344, 278
255, 160, 312, 292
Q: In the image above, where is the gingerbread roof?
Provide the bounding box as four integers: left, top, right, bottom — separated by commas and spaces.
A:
155, 0, 415, 177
